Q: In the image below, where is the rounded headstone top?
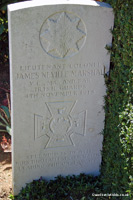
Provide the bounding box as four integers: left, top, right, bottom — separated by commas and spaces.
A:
8, 0, 112, 12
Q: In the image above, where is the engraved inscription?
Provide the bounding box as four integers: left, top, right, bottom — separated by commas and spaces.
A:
39, 11, 87, 58
34, 101, 87, 148
16, 63, 104, 99
15, 150, 100, 172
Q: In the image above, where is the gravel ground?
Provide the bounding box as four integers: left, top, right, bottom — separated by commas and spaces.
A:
0, 150, 12, 200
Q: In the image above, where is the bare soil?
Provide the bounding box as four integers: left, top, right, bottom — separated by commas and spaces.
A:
0, 145, 12, 200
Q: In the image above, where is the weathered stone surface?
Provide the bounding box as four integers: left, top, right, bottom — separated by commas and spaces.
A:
8, 0, 114, 195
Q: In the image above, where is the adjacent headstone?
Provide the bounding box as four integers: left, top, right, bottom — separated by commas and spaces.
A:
8, 0, 114, 195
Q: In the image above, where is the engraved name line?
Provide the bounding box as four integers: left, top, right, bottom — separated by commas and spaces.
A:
16, 69, 104, 80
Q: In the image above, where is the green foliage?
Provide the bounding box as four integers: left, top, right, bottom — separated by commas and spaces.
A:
10, 175, 104, 200
10, 174, 131, 199
0, 2, 8, 66
100, 0, 133, 197
0, 105, 11, 134
0, 0, 26, 68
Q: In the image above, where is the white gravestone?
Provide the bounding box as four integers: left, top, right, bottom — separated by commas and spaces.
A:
8, 0, 114, 195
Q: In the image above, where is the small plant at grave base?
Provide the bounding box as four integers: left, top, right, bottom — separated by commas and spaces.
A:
9, 194, 14, 200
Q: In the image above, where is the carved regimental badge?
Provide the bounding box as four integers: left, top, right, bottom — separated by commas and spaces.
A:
39, 11, 87, 59
34, 101, 87, 148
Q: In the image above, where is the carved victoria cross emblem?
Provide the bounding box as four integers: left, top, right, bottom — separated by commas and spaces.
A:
39, 11, 87, 59
34, 101, 87, 148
